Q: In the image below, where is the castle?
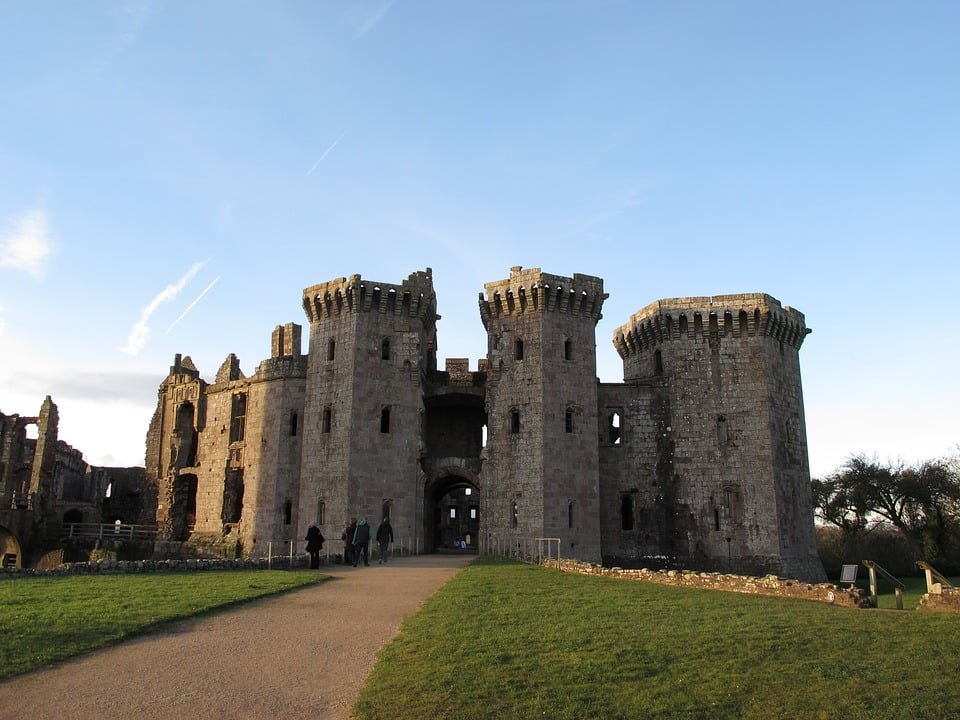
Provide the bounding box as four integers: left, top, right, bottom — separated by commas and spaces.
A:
144, 266, 826, 582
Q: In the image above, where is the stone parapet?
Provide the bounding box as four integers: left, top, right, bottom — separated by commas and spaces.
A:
552, 558, 869, 607
479, 266, 607, 327
613, 293, 810, 358
302, 269, 437, 323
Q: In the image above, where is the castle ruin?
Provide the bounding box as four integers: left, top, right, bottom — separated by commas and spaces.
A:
144, 266, 826, 582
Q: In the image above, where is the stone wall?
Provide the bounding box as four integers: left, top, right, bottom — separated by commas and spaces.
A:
918, 584, 960, 613
553, 558, 869, 607
0, 555, 313, 579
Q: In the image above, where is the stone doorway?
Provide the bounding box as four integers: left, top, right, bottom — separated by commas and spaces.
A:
425, 475, 479, 553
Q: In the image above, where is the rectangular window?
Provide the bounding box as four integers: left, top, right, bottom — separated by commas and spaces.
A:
449, 507, 457, 519
327, 338, 336, 361
380, 407, 391, 433
322, 407, 332, 433
565, 409, 574, 433
470, 506, 478, 520
290, 411, 298, 437
230, 393, 247, 442
510, 409, 520, 434
515, 339, 524, 361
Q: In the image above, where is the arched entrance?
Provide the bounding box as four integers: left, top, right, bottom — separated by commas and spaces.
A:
425, 475, 480, 553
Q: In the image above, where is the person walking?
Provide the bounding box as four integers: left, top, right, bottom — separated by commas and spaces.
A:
305, 523, 324, 569
342, 518, 357, 565
352, 517, 371, 567
376, 516, 394, 564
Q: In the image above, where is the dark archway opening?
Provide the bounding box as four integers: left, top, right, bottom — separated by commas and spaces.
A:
425, 476, 479, 553
172, 473, 198, 540
62, 508, 83, 526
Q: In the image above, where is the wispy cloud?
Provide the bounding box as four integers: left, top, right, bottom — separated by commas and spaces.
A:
122, 260, 207, 356
166, 276, 220, 333
307, 130, 349, 176
0, 210, 54, 277
357, 0, 395, 38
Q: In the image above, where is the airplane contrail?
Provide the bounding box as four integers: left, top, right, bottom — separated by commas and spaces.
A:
307, 130, 348, 176
166, 276, 220, 333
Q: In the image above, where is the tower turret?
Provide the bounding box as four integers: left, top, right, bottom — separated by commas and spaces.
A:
612, 293, 824, 581
480, 267, 607, 562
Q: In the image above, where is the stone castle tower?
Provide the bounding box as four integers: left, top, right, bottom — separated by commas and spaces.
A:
143, 266, 825, 581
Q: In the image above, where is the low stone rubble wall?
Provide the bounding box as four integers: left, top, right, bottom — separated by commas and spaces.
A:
918, 584, 960, 612
0, 555, 312, 578
553, 558, 871, 608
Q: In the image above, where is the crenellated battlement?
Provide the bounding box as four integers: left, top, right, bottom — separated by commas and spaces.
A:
478, 266, 607, 328
301, 269, 437, 324
612, 293, 810, 358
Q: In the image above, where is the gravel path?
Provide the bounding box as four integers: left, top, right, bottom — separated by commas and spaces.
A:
0, 554, 474, 720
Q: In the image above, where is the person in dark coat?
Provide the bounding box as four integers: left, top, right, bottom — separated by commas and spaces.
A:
376, 517, 394, 564
352, 517, 371, 567
342, 518, 357, 565
305, 523, 324, 569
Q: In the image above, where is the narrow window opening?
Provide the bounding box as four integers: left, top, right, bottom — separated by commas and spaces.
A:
381, 338, 390, 360
449, 506, 457, 519
565, 408, 574, 433
382, 499, 391, 521
515, 339, 524, 361
470, 506, 478, 519
714, 508, 721, 531
620, 495, 634, 531
510, 409, 520, 434
105, 482, 113, 499
327, 338, 336, 361
380, 407, 391, 433
717, 416, 728, 445
564, 339, 572, 361
290, 411, 298, 437
284, 500, 292, 525
322, 407, 332, 434
230, 393, 247, 443
481, 424, 488, 447
568, 501, 574, 529
317, 499, 325, 526
464, 487, 471, 495
511, 501, 518, 528
654, 349, 663, 376
608, 412, 622, 445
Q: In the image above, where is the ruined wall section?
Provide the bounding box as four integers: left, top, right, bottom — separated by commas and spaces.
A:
301, 270, 436, 547
144, 354, 206, 540
613, 294, 825, 582
597, 381, 675, 565
480, 267, 606, 563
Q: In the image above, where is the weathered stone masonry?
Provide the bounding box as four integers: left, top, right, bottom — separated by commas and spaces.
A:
144, 266, 826, 582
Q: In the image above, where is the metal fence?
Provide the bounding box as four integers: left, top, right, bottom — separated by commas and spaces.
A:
61, 523, 157, 542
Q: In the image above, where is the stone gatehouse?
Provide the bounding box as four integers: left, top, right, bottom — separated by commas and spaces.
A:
144, 266, 825, 582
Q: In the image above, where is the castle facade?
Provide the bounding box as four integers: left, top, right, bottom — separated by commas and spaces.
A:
145, 266, 825, 582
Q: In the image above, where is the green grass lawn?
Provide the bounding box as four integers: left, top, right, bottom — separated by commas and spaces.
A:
355, 558, 960, 720
0, 570, 325, 680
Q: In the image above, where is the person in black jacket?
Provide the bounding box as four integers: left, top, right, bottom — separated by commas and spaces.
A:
352, 518, 371, 567
376, 517, 394, 564
342, 518, 357, 565
305, 523, 324, 569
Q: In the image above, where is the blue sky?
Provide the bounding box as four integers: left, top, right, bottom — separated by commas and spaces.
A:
0, 1, 957, 474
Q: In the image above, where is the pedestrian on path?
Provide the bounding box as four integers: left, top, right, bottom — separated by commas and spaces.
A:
305, 523, 325, 569
376, 517, 393, 564
342, 518, 357, 565
352, 518, 371, 566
